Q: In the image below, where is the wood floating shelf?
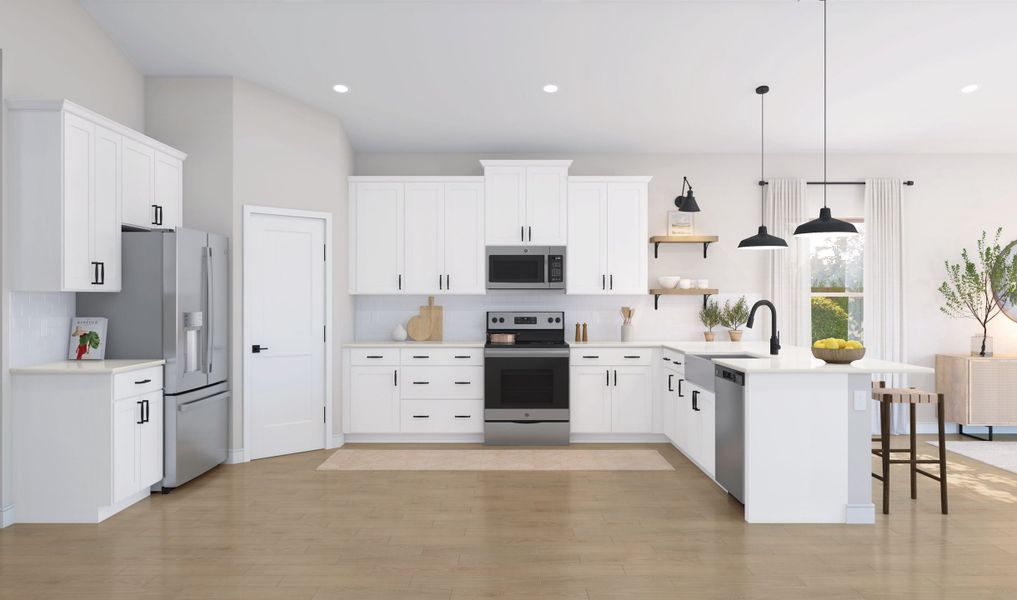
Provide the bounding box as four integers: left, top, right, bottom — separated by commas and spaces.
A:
649, 235, 720, 259
650, 288, 719, 310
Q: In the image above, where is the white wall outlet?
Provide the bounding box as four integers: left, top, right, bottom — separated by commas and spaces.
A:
854, 391, 868, 411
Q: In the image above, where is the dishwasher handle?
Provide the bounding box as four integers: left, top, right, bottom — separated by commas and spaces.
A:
716, 366, 745, 386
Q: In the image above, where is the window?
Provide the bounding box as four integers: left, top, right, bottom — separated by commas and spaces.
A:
810, 222, 864, 343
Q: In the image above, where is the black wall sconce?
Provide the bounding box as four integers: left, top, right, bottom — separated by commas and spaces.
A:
674, 176, 700, 212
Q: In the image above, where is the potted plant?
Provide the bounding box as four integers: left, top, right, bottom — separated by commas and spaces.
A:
720, 296, 750, 342
939, 228, 1017, 357
699, 299, 721, 342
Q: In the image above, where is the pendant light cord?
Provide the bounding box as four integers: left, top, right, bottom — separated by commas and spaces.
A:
823, 0, 828, 209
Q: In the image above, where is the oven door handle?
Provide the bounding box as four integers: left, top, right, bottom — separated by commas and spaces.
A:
483, 348, 570, 358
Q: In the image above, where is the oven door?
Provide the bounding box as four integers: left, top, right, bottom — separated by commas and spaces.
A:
484, 348, 569, 421
486, 251, 548, 289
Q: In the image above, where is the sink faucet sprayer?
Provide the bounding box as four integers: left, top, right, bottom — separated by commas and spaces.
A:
746, 300, 781, 356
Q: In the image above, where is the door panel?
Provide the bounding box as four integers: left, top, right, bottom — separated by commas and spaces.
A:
484, 167, 526, 244
349, 366, 400, 433
92, 126, 122, 291
605, 183, 647, 295
139, 393, 164, 487
208, 233, 230, 384
566, 183, 606, 294
248, 212, 327, 459
611, 367, 653, 433
154, 152, 183, 229
112, 397, 139, 503
169, 229, 211, 394
525, 167, 567, 245
403, 183, 443, 294
62, 113, 93, 291
570, 367, 612, 433
443, 183, 485, 294
122, 138, 155, 228
352, 183, 403, 293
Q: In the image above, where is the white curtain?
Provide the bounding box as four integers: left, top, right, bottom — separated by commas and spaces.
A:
864, 178, 909, 434
764, 178, 811, 346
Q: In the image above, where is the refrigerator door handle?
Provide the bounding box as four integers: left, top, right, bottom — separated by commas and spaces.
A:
205, 246, 214, 374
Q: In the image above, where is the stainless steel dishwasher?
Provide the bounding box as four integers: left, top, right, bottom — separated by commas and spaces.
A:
714, 365, 746, 503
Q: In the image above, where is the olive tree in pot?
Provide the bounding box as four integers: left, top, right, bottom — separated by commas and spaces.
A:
699, 299, 721, 342
720, 296, 750, 342
939, 228, 1017, 357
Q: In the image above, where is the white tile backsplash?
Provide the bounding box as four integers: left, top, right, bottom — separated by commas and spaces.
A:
10, 292, 76, 368
354, 291, 763, 343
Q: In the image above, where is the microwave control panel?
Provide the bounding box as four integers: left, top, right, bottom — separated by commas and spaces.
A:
548, 255, 564, 283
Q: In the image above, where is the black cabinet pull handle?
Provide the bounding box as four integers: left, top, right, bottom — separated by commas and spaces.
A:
528, 226, 532, 241
583, 355, 599, 359
366, 355, 383, 359
144, 399, 151, 423
439, 274, 443, 290
668, 374, 673, 392
520, 226, 524, 242
135, 379, 152, 385
90, 262, 101, 285
412, 355, 430, 359
678, 378, 684, 397
99, 262, 105, 285
398, 274, 402, 290
136, 400, 145, 424
412, 415, 429, 419
610, 274, 613, 290
151, 204, 159, 225
662, 357, 671, 362
602, 274, 605, 290
394, 370, 398, 386
158, 205, 164, 225
454, 415, 471, 419
692, 390, 700, 411
446, 274, 450, 290
605, 370, 609, 386
454, 381, 471, 385
623, 355, 640, 359
412, 381, 429, 385
454, 355, 471, 359
614, 370, 618, 387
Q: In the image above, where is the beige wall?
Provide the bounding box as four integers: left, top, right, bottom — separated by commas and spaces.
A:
146, 77, 354, 454
1, 0, 145, 525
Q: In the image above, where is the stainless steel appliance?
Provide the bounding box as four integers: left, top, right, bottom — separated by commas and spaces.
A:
486, 246, 565, 290
714, 365, 746, 503
77, 229, 229, 491
484, 311, 569, 444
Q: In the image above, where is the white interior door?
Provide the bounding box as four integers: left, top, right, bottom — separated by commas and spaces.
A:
246, 210, 327, 459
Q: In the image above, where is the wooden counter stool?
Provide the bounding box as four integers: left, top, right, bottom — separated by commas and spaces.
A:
871, 381, 948, 515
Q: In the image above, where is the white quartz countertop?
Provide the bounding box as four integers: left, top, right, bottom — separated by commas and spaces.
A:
11, 359, 165, 375
344, 341, 485, 348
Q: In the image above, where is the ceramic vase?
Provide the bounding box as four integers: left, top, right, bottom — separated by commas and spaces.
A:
621, 323, 633, 342
392, 323, 408, 342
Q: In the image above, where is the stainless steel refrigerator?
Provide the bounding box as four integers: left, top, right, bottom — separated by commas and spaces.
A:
77, 229, 229, 491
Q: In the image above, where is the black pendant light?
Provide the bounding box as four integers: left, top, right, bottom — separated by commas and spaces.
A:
739, 85, 788, 250
674, 176, 700, 212
794, 0, 858, 238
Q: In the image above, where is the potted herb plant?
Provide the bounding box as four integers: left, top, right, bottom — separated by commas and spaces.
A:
720, 296, 750, 342
699, 299, 721, 342
939, 228, 1017, 357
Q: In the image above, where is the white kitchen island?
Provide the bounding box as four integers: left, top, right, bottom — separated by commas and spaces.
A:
576, 341, 933, 525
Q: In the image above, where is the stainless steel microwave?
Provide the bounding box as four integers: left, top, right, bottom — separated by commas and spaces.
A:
486, 246, 565, 290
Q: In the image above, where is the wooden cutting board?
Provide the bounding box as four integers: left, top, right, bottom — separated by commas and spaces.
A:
422, 297, 443, 341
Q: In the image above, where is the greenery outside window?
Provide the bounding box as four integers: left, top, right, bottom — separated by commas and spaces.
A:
811, 221, 864, 342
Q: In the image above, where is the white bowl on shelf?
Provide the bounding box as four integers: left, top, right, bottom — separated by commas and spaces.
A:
657, 276, 681, 289
678, 279, 694, 289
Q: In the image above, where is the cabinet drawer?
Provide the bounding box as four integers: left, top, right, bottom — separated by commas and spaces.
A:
400, 348, 483, 366
571, 348, 653, 366
401, 400, 484, 433
350, 348, 400, 366
661, 350, 685, 371
114, 366, 163, 400
400, 366, 484, 399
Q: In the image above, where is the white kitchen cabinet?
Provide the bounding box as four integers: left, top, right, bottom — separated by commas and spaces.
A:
122, 137, 156, 227
677, 381, 716, 477
570, 366, 613, 433
349, 178, 484, 295
610, 366, 654, 433
153, 151, 183, 229
566, 178, 650, 295
12, 360, 165, 523
482, 161, 570, 245
658, 353, 684, 440
348, 365, 401, 433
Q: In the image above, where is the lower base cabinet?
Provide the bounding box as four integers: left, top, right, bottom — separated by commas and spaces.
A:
12, 364, 165, 523
677, 381, 716, 477
570, 364, 653, 434
348, 365, 401, 433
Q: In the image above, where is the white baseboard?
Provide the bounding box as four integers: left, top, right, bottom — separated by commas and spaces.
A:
1, 504, 14, 528
844, 503, 876, 525
329, 433, 345, 449
344, 433, 485, 444
570, 433, 670, 443
224, 448, 246, 464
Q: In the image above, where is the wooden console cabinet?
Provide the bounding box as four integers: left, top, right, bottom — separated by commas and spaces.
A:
936, 354, 1017, 440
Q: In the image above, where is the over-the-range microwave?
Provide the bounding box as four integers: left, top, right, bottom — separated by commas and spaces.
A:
486, 246, 565, 290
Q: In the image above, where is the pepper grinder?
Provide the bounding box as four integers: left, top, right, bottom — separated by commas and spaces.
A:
575, 323, 582, 343
582, 322, 588, 343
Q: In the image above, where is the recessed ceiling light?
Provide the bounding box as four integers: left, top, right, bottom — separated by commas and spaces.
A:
960, 83, 979, 94
543, 84, 559, 94
332, 84, 350, 94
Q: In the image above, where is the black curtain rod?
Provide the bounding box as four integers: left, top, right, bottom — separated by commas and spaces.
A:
758, 180, 915, 186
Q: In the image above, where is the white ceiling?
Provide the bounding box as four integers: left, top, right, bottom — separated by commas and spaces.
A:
81, 0, 1017, 154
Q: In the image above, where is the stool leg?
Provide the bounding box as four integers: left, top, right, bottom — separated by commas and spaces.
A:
910, 403, 917, 500
938, 393, 949, 515
881, 398, 891, 515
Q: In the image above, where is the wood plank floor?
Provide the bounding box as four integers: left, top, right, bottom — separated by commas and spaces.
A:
3, 438, 1017, 599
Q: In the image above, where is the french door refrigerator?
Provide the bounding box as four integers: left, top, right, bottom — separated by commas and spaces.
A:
77, 229, 229, 491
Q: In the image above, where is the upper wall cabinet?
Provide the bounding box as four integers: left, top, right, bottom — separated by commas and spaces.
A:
7, 100, 186, 293
566, 177, 650, 295
481, 160, 569, 245
121, 140, 184, 230
349, 177, 485, 295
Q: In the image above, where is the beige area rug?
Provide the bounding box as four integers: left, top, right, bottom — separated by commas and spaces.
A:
928, 441, 1017, 476
317, 449, 675, 471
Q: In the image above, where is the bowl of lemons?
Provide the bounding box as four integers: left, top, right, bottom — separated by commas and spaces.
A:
811, 338, 865, 364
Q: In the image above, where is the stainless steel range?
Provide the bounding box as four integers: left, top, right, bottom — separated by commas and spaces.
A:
484, 311, 570, 445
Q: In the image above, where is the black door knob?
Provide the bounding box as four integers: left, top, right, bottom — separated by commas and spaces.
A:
252, 344, 269, 353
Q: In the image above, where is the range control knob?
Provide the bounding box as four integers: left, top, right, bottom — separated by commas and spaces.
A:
555, 317, 561, 323
547, 317, 554, 323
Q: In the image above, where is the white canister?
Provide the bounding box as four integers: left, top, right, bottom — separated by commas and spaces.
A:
621, 323, 633, 342
696, 279, 709, 289
678, 279, 693, 289
391, 323, 408, 341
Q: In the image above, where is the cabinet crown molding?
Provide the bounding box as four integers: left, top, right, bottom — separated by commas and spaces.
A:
479, 159, 573, 168
568, 176, 653, 183
347, 176, 484, 182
